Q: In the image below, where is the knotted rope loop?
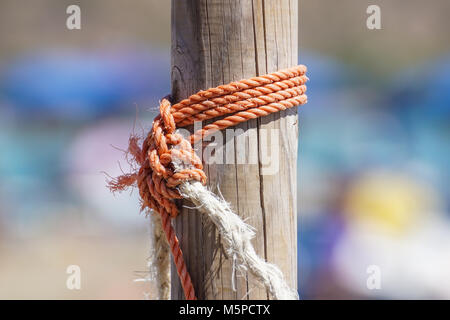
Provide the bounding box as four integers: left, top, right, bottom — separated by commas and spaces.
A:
144, 99, 207, 216
110, 65, 308, 300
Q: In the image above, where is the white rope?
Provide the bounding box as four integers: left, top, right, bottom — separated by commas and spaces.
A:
150, 213, 171, 300
178, 180, 299, 300
143, 143, 298, 300
134, 213, 170, 300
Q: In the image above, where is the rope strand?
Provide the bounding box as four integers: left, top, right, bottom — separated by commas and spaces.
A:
172, 75, 308, 124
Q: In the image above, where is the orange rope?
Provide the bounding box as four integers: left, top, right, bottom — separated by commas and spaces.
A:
110, 65, 308, 300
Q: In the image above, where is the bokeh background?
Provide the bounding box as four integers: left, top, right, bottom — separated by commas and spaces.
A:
0, 0, 449, 299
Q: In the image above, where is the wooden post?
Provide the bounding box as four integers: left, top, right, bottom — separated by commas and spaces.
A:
171, 0, 298, 300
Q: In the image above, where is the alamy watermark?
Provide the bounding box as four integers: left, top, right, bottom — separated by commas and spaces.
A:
366, 5, 381, 30
175, 121, 284, 176
66, 5, 81, 30
366, 265, 381, 290
66, 265, 81, 290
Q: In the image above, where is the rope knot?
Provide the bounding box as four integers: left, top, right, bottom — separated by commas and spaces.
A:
109, 65, 308, 300
137, 98, 206, 218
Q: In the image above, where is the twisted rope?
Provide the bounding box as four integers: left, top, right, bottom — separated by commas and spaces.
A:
150, 213, 170, 299
109, 65, 308, 300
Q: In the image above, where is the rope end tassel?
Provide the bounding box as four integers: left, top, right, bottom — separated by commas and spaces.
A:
109, 65, 308, 300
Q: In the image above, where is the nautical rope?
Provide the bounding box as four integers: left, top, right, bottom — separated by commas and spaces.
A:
109, 65, 308, 300
177, 181, 300, 300
150, 212, 171, 300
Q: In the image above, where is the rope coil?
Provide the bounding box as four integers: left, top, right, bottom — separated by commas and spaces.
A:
110, 65, 308, 300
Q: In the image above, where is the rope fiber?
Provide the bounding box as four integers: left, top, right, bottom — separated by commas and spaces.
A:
109, 65, 308, 300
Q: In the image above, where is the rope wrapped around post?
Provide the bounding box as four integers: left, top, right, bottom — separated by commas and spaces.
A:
109, 65, 308, 300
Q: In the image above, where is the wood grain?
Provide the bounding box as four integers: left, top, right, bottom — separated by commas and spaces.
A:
171, 0, 298, 300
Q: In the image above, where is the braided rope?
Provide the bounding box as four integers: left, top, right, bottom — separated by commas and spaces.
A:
109, 65, 308, 300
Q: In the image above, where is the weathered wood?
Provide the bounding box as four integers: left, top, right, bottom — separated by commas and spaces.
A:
171, 0, 298, 300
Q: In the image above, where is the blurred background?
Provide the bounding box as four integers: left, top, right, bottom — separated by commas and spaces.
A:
0, 0, 448, 299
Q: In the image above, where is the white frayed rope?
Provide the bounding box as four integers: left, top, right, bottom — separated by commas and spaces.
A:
150, 213, 171, 300
177, 180, 298, 300
146, 136, 298, 300
135, 213, 171, 300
